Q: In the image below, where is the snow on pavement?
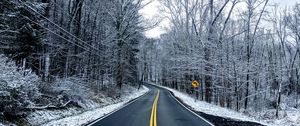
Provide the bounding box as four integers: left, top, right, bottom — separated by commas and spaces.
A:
42, 86, 149, 126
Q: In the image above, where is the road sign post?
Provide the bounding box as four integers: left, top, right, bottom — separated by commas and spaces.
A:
191, 80, 200, 102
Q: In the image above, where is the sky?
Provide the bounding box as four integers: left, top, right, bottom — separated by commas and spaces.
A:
139, 0, 167, 38
140, 0, 299, 38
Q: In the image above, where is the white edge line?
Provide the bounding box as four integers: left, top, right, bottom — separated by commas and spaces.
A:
168, 91, 215, 126
148, 82, 215, 126
86, 87, 150, 126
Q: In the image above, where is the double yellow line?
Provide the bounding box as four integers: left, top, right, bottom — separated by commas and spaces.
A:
150, 90, 160, 126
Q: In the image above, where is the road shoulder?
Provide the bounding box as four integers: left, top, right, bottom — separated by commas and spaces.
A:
42, 86, 149, 126
148, 82, 265, 126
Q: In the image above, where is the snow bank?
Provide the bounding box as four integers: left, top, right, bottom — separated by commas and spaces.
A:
0, 121, 17, 126
41, 85, 149, 126
149, 83, 299, 126
261, 109, 300, 126
26, 107, 82, 125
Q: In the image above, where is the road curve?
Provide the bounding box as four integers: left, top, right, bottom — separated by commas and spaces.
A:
88, 84, 213, 126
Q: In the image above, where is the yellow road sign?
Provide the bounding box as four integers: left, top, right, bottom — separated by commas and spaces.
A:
192, 80, 199, 88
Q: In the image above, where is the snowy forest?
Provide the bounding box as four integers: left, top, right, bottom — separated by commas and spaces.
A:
140, 0, 300, 122
0, 0, 149, 125
0, 0, 300, 125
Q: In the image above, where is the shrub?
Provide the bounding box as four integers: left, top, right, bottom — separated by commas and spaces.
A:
0, 55, 40, 119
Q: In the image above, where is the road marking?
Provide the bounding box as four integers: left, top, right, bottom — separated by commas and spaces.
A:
87, 88, 150, 126
150, 90, 159, 126
150, 99, 154, 126
168, 91, 214, 126
154, 90, 159, 126
147, 83, 215, 126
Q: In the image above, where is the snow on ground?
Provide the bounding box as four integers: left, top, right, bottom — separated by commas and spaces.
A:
26, 107, 82, 125
0, 123, 6, 126
149, 83, 299, 126
41, 85, 149, 126
263, 109, 300, 126
0, 121, 16, 126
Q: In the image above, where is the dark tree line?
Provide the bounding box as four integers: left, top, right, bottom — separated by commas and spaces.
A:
0, 0, 146, 120
0, 0, 145, 89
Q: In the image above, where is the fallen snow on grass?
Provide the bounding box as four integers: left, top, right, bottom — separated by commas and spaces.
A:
0, 123, 7, 126
42, 85, 149, 126
263, 109, 300, 126
0, 121, 16, 126
26, 107, 82, 125
150, 83, 299, 126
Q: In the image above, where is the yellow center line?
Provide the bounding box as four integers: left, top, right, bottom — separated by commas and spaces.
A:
154, 90, 159, 126
150, 90, 160, 126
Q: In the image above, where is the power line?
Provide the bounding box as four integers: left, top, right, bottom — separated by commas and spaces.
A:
25, 15, 101, 57
18, 0, 103, 55
49, 1, 112, 48
50, 1, 93, 34
18, 0, 99, 52
2, 4, 102, 57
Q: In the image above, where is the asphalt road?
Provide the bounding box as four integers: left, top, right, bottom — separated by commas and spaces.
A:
89, 84, 213, 126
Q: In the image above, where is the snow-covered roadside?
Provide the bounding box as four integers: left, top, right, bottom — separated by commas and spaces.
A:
0, 122, 16, 126
268, 109, 300, 126
149, 83, 299, 126
41, 85, 149, 126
